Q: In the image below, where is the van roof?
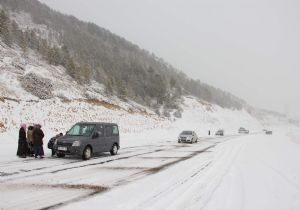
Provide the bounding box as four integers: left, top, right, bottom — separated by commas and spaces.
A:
76, 122, 118, 126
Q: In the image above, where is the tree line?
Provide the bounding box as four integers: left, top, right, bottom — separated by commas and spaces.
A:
0, 0, 245, 111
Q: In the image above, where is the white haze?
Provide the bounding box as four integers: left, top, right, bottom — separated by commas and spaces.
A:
39, 0, 300, 118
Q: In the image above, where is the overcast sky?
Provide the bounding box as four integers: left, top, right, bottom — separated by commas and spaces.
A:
39, 0, 300, 118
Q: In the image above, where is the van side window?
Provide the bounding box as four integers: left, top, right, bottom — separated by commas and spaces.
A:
112, 125, 119, 136
96, 125, 104, 137
105, 126, 113, 137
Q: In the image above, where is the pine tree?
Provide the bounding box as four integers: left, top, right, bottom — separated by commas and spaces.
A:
80, 63, 92, 83
117, 79, 127, 100
65, 56, 76, 78
105, 77, 114, 96
0, 10, 12, 46
38, 39, 49, 57
10, 20, 22, 44
28, 30, 39, 50
47, 47, 61, 65
20, 31, 29, 56
170, 77, 176, 88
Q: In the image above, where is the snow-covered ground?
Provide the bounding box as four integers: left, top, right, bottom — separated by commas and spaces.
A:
58, 131, 300, 210
204, 131, 300, 210
1, 129, 299, 210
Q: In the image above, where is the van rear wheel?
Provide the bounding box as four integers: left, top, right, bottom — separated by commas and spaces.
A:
82, 146, 92, 160
110, 144, 118, 156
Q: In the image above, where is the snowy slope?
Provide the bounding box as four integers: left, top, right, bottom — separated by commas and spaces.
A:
0, 7, 297, 143
0, 37, 297, 145
0, 10, 298, 163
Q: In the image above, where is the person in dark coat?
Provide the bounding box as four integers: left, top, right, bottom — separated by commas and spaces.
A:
17, 123, 28, 158
27, 126, 34, 156
32, 124, 45, 158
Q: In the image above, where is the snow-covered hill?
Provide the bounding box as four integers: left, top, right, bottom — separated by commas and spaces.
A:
0, 7, 298, 145
0, 36, 298, 146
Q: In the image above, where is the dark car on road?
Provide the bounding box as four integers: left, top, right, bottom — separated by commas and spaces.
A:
215, 129, 224, 136
55, 122, 120, 160
238, 127, 249, 134
265, 130, 273, 135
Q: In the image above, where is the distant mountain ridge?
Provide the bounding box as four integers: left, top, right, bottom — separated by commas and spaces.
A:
1, 0, 247, 114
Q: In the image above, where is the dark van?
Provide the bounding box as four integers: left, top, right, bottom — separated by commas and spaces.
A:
55, 122, 120, 160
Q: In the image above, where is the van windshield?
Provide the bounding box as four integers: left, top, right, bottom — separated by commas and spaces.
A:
67, 124, 96, 136
181, 131, 192, 135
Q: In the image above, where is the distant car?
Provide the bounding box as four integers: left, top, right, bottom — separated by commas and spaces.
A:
238, 127, 249, 134
178, 131, 198, 144
265, 130, 273, 135
215, 129, 224, 136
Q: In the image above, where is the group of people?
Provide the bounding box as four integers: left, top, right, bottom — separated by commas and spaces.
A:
17, 123, 45, 158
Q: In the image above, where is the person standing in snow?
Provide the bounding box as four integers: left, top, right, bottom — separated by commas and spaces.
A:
27, 125, 34, 156
32, 124, 45, 158
17, 123, 28, 158
208, 130, 211, 135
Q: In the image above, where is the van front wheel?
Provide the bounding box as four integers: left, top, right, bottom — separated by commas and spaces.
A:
82, 146, 92, 160
110, 144, 118, 156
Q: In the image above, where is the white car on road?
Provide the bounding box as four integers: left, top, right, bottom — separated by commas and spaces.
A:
238, 127, 249, 134
178, 131, 198, 144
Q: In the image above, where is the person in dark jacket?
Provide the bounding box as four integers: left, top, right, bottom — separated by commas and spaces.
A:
17, 123, 28, 158
27, 126, 34, 156
32, 124, 45, 158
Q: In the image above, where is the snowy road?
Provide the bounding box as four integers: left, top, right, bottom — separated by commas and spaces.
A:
0, 135, 231, 210
1, 132, 299, 210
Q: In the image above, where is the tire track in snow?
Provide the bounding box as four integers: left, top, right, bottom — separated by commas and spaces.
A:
130, 160, 215, 210
0, 144, 173, 180
112, 145, 216, 187
40, 145, 216, 210
259, 159, 300, 191
0, 141, 202, 183
0, 135, 242, 210
185, 136, 248, 210
131, 135, 247, 210
0, 135, 235, 181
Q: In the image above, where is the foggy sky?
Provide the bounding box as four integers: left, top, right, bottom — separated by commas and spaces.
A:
39, 0, 300, 118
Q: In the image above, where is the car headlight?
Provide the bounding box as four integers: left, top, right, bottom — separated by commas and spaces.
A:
72, 141, 80, 147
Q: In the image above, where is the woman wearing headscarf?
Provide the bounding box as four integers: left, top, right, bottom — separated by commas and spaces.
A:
17, 123, 28, 158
